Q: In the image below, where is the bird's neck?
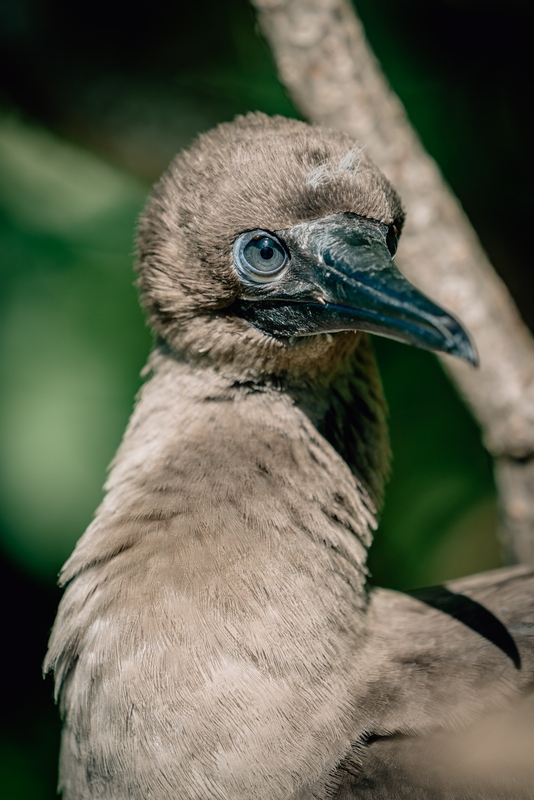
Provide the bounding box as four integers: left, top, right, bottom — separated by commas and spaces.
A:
61, 338, 389, 609
50, 339, 390, 800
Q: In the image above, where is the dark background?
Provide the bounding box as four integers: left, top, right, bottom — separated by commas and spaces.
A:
1, 0, 533, 795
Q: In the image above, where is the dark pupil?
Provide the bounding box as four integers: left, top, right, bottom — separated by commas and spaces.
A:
241, 233, 286, 275
260, 244, 274, 260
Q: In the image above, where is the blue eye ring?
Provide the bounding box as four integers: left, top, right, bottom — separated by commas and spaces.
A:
233, 230, 289, 284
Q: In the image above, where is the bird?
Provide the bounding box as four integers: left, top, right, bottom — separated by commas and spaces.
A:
45, 113, 534, 799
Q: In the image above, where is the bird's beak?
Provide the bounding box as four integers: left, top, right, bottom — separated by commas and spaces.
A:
235, 214, 478, 365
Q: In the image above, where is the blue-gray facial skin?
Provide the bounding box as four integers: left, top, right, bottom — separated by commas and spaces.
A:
234, 213, 477, 365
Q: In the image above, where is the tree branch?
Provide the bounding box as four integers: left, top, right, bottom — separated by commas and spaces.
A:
252, 0, 534, 564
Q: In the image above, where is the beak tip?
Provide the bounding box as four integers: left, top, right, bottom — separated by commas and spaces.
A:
451, 334, 479, 368
468, 349, 480, 368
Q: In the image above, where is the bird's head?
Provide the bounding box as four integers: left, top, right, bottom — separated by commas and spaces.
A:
136, 113, 476, 379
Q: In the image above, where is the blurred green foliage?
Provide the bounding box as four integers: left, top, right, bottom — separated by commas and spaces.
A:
0, 0, 531, 797
0, 118, 150, 577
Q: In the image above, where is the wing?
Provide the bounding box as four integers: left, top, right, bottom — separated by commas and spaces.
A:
332, 566, 534, 799
336, 696, 534, 799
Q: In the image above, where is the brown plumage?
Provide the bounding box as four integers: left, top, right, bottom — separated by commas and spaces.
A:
45, 114, 534, 799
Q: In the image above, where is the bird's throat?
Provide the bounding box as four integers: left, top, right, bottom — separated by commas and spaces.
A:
60, 341, 386, 596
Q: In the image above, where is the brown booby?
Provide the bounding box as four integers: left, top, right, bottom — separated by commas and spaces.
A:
45, 114, 534, 799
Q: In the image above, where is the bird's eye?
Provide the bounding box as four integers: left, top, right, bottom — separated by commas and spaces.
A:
386, 225, 399, 258
233, 230, 288, 284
